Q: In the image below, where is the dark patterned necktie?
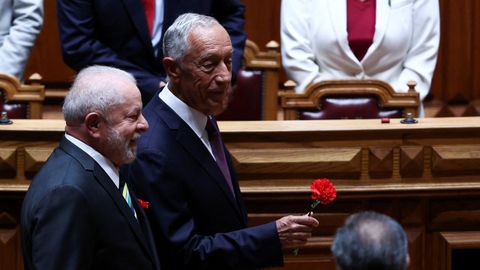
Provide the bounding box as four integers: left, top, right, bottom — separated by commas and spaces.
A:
205, 117, 235, 196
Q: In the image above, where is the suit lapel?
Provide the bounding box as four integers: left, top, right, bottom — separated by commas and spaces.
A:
60, 136, 156, 264
327, 0, 359, 64
93, 166, 155, 260
121, 0, 155, 55
364, 0, 391, 60
130, 191, 161, 269
154, 98, 245, 221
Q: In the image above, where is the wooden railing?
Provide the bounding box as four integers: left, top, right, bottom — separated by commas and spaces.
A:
2, 118, 480, 269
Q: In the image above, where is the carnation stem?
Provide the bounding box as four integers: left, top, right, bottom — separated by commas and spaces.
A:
310, 199, 320, 210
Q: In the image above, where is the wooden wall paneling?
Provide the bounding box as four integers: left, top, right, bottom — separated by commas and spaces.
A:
0, 120, 62, 184
429, 196, 480, 231
0, 148, 17, 179
368, 146, 394, 178
430, 231, 480, 270
0, 194, 24, 270
431, 144, 480, 176
441, 0, 473, 102
472, 0, 480, 100
399, 146, 424, 178
430, 232, 450, 270
4, 117, 480, 270
231, 147, 363, 180
407, 227, 425, 270
429, 0, 446, 103
24, 0, 75, 96
243, 0, 281, 54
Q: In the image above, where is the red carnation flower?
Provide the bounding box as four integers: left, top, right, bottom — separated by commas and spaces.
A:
137, 198, 149, 209
294, 178, 336, 256
310, 178, 336, 207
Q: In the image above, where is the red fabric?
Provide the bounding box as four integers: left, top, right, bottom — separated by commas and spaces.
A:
347, 0, 376, 61
142, 0, 155, 35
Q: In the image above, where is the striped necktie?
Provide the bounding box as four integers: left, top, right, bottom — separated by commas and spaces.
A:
121, 181, 137, 219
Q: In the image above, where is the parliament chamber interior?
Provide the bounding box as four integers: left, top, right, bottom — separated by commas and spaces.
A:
2, 1, 480, 269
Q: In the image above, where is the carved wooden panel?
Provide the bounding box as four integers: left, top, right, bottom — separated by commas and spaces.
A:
24, 147, 54, 176
400, 146, 424, 178
2, 118, 480, 270
368, 147, 393, 178
431, 145, 480, 176
407, 228, 425, 270
0, 212, 22, 270
0, 148, 16, 179
0, 195, 24, 270
429, 197, 480, 231
430, 231, 480, 270
231, 147, 362, 179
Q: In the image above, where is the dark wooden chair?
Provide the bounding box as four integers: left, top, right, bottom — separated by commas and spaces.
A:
0, 73, 45, 119
280, 79, 420, 120
216, 39, 280, 120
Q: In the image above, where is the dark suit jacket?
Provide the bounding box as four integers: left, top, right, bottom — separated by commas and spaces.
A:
21, 136, 161, 270
123, 96, 283, 270
57, 0, 246, 104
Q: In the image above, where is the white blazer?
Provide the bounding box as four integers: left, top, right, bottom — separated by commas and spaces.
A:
281, 0, 440, 101
0, 0, 43, 80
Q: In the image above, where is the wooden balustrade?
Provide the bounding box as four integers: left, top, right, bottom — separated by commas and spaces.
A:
2, 118, 480, 269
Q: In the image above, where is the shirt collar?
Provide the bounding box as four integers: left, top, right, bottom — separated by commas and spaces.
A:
159, 84, 208, 138
64, 133, 120, 188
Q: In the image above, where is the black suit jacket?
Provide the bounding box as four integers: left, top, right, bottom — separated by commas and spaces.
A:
57, 0, 246, 104
21, 136, 160, 270
123, 95, 283, 270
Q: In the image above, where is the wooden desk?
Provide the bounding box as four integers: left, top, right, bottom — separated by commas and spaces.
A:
2, 118, 480, 270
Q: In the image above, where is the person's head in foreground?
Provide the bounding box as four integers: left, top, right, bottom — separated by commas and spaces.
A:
331, 211, 409, 270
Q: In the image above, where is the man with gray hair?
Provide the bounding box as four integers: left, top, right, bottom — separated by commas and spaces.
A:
21, 66, 160, 270
125, 13, 319, 270
331, 211, 410, 270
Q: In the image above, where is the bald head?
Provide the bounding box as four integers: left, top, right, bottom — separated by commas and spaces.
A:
331, 211, 409, 270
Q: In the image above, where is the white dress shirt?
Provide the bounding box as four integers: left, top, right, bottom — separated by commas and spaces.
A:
65, 133, 120, 188
150, 0, 164, 56
159, 85, 216, 158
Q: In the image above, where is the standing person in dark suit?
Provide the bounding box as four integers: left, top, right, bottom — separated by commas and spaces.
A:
123, 13, 319, 270
21, 65, 159, 270
57, 0, 246, 105
331, 211, 410, 270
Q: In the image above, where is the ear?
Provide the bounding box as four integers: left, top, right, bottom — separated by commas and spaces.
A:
163, 57, 181, 82
84, 112, 104, 138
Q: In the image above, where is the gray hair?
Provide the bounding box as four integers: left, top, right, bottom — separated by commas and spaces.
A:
63, 65, 136, 125
162, 13, 220, 62
331, 211, 409, 270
